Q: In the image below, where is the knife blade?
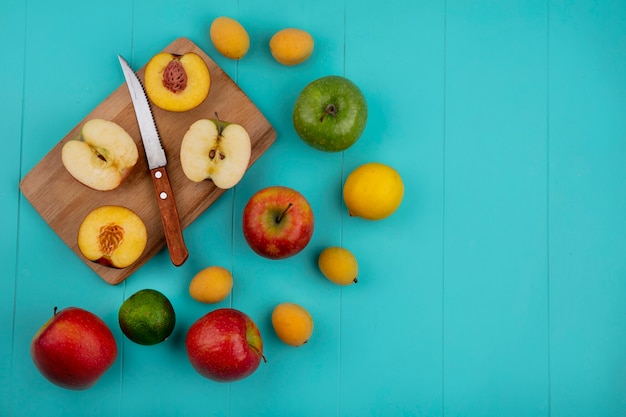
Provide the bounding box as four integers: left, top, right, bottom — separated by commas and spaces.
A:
118, 54, 188, 266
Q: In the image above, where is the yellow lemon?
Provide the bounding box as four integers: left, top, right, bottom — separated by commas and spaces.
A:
271, 303, 314, 347
269, 28, 314, 66
318, 246, 358, 286
343, 162, 404, 220
210, 16, 250, 60
189, 266, 233, 304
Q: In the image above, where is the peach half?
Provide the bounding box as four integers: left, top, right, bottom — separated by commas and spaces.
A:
61, 119, 139, 191
77, 205, 147, 269
144, 52, 211, 112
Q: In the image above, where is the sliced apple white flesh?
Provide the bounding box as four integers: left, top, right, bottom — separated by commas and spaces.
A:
180, 119, 251, 189
61, 119, 139, 191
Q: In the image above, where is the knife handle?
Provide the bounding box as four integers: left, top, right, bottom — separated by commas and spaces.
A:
150, 167, 189, 266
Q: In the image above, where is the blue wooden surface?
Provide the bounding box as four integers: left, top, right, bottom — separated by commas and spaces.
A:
2, 0, 626, 416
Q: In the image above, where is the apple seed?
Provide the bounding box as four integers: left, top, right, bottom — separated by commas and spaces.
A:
95, 150, 107, 162
162, 59, 188, 93
208, 149, 226, 160
92, 146, 113, 164
98, 223, 125, 257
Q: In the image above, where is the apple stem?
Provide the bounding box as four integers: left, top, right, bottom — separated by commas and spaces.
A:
319, 104, 337, 122
353, 277, 358, 284
249, 344, 267, 363
53, 306, 58, 316
276, 203, 293, 223
214, 112, 224, 135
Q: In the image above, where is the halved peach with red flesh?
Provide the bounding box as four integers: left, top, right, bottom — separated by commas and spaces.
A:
77, 206, 147, 269
144, 52, 211, 112
61, 119, 139, 191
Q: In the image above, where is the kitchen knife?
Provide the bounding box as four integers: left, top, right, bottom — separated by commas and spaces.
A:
118, 54, 188, 266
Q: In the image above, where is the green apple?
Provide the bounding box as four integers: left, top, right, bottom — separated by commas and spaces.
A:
180, 117, 251, 189
292, 75, 368, 152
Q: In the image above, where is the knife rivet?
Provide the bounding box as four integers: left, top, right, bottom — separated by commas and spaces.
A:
160, 192, 167, 199
155, 171, 163, 179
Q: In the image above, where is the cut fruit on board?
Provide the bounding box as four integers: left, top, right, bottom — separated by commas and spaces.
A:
19, 37, 276, 285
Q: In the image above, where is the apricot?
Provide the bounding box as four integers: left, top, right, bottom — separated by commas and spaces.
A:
271, 302, 314, 347
188, 266, 233, 304
77, 205, 147, 269
318, 246, 358, 286
210, 16, 250, 60
144, 52, 210, 112
269, 28, 314, 66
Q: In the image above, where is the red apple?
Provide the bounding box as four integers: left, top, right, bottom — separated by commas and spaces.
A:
31, 307, 118, 390
242, 186, 314, 259
185, 308, 264, 382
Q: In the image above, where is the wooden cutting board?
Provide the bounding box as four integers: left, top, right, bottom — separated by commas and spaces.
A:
19, 37, 276, 285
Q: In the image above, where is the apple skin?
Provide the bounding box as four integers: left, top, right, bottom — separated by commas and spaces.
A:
31, 307, 118, 390
292, 75, 368, 152
242, 186, 314, 260
185, 308, 264, 383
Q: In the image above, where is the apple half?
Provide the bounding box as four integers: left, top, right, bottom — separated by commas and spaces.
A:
180, 118, 251, 189
61, 119, 139, 191
77, 205, 147, 269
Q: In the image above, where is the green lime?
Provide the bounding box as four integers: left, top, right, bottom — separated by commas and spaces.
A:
118, 289, 176, 345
